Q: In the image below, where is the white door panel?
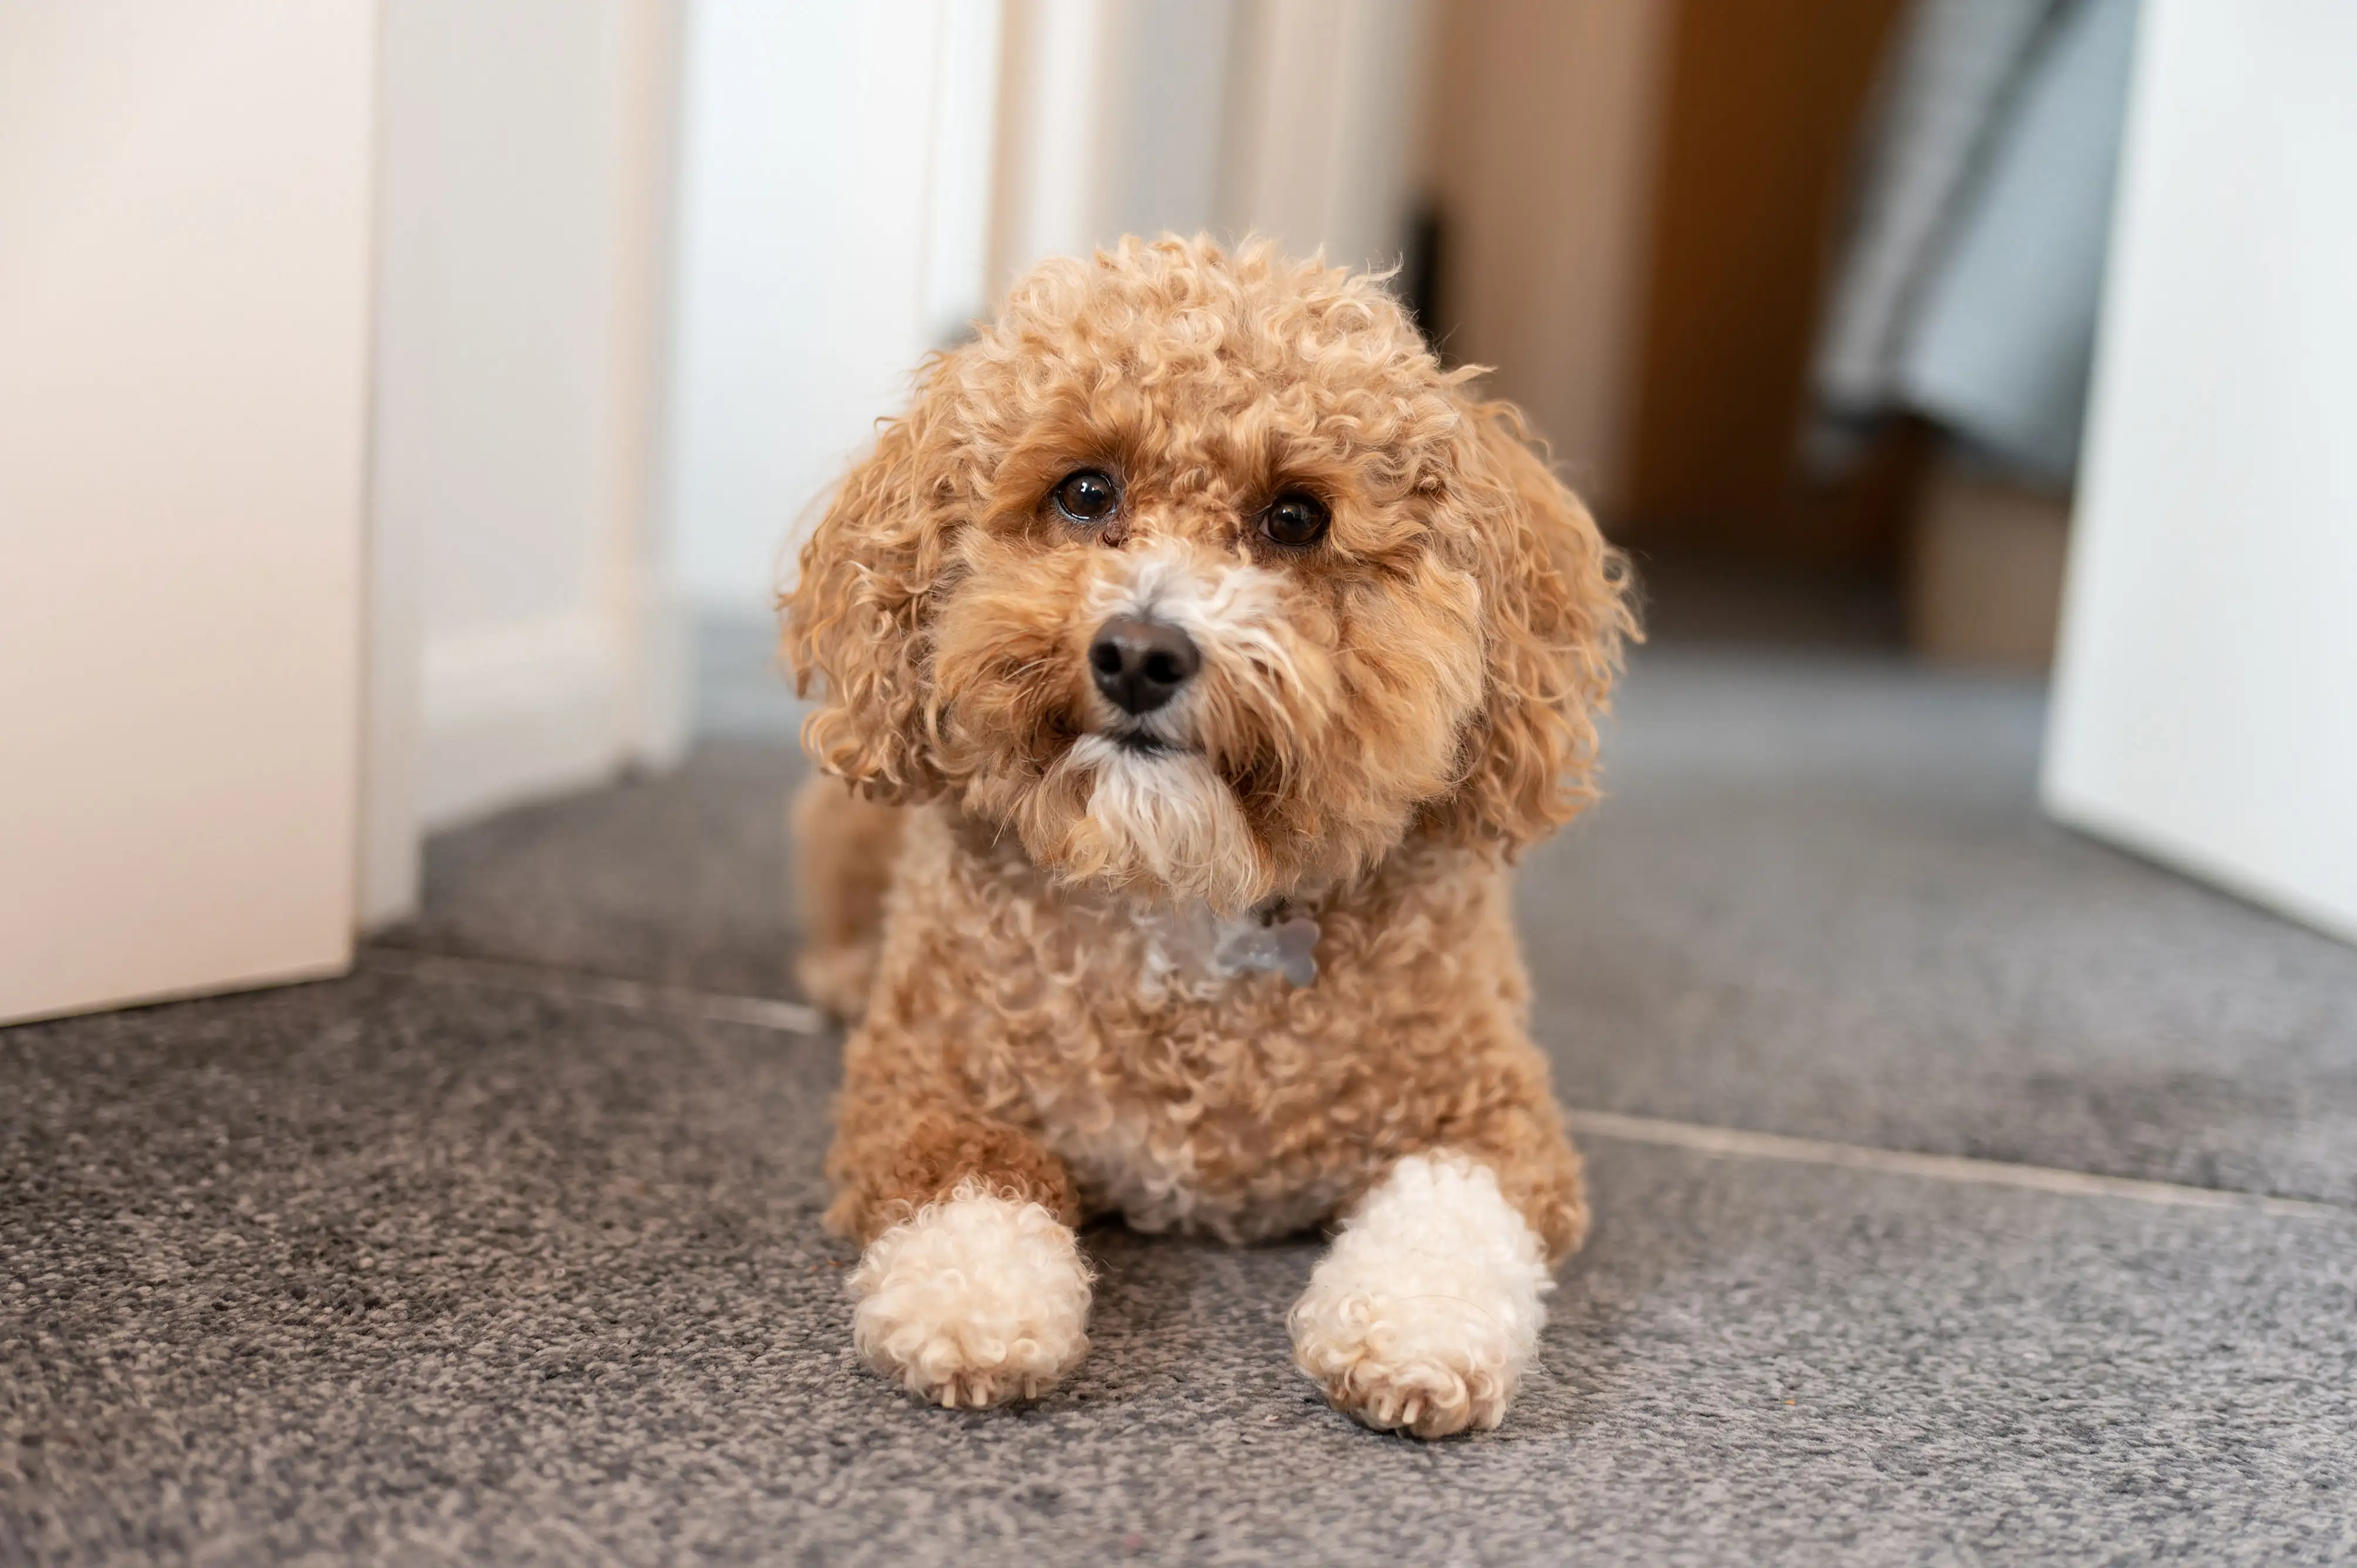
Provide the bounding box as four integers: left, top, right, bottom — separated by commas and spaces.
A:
2045, 0, 2357, 945
0, 2, 377, 1022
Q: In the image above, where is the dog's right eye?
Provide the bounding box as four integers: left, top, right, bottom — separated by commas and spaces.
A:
1051, 469, 1120, 524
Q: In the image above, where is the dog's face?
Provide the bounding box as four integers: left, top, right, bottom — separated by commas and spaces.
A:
787, 238, 1631, 912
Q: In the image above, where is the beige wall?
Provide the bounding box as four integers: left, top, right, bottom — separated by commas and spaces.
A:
0, 1, 377, 1020
1422, 0, 1673, 513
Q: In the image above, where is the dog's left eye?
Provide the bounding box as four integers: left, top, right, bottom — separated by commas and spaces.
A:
1051, 469, 1120, 524
1261, 491, 1331, 547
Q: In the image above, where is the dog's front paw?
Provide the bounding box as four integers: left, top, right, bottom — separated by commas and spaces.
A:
1289, 1152, 1553, 1438
848, 1179, 1093, 1408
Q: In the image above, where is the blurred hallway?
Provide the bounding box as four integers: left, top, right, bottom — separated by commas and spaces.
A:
9, 5, 2356, 1559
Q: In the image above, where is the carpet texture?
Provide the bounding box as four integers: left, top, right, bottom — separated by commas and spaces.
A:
8, 969, 2355, 1565
383, 740, 810, 1002
9, 643, 2357, 1564
1526, 650, 2357, 1204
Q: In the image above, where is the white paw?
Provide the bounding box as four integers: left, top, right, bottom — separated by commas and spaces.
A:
1289, 1152, 1553, 1438
848, 1179, 1093, 1408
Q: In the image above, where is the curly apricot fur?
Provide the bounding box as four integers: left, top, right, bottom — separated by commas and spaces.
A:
784, 239, 1631, 1307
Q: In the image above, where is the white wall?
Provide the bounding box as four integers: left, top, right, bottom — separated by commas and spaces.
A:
667, 0, 1434, 619
667, 0, 1002, 613
2044, 0, 2357, 945
0, 1, 376, 1020
369, 0, 686, 884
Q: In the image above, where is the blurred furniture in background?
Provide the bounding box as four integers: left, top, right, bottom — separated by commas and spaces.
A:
1420, 0, 2140, 675
1415, 0, 1670, 517
1421, 0, 1908, 570
1818, 0, 2139, 672
1617, 0, 1910, 575
1906, 464, 2071, 669
1823, 0, 2138, 489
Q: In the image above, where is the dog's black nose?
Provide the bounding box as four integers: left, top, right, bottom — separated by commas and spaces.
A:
1088, 616, 1199, 716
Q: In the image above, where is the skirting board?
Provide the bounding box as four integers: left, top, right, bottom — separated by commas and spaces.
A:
416, 606, 687, 835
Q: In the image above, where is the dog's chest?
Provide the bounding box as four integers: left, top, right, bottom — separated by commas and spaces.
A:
1017, 898, 1346, 1241
1034, 1080, 1350, 1243
906, 814, 1513, 1243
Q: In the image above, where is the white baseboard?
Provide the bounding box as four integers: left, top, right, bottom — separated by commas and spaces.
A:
417, 609, 675, 832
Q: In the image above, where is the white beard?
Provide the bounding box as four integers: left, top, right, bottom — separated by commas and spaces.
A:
1065, 733, 1264, 912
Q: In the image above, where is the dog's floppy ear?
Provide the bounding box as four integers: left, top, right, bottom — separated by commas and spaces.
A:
783, 368, 959, 801
1430, 400, 1638, 849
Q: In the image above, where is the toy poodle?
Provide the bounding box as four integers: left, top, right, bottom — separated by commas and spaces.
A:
783, 235, 1634, 1438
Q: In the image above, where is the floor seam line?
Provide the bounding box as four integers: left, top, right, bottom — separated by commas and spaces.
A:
360, 948, 831, 1037
1562, 1107, 2345, 1220
360, 947, 2343, 1222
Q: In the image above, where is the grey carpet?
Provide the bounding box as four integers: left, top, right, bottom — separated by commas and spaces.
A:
8, 967, 2356, 1565
1526, 650, 2357, 1204
11, 639, 2357, 1564
379, 739, 810, 1002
